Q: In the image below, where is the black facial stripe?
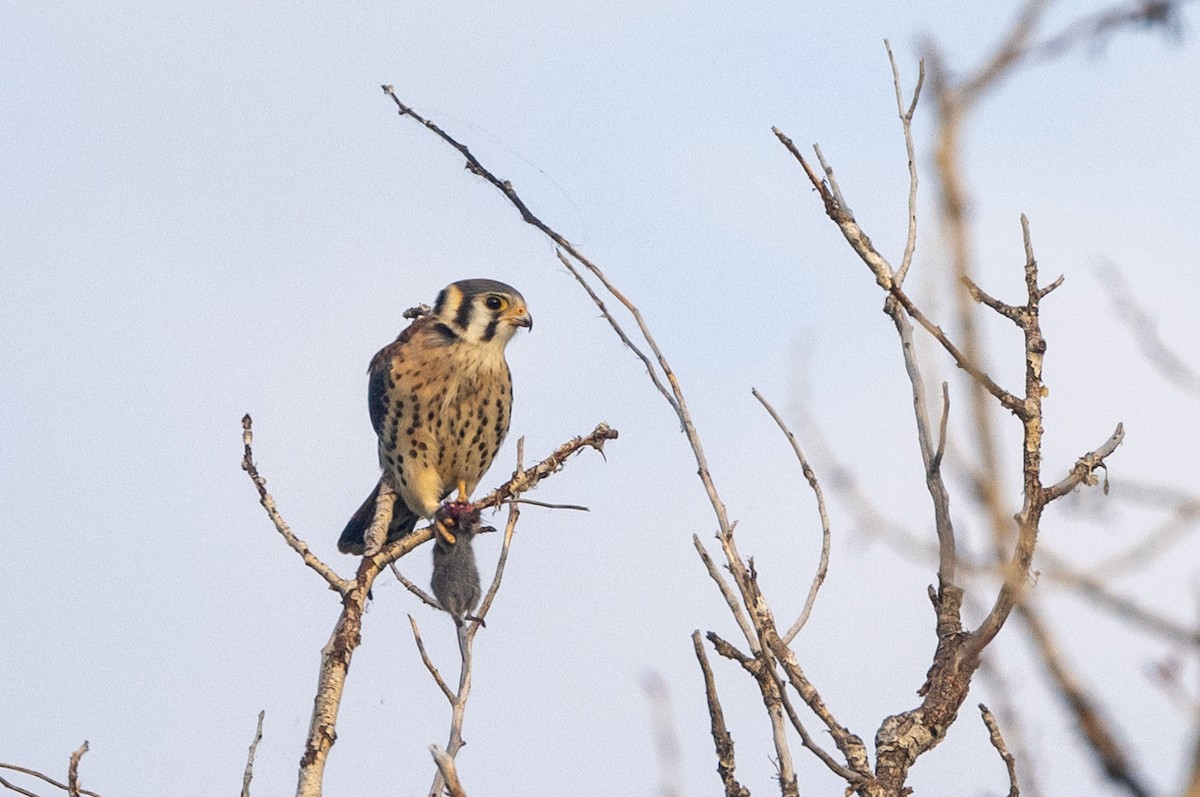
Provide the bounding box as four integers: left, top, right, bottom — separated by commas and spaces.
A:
454, 294, 474, 331
434, 322, 460, 342
433, 289, 449, 316
482, 318, 499, 342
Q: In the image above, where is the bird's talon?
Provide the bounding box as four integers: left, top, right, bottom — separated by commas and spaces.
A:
434, 517, 458, 546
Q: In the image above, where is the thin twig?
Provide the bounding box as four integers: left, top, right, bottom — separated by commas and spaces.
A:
408, 614, 454, 702
474, 424, 618, 511
472, 499, 519, 621
1041, 554, 1200, 646
241, 711, 265, 797
510, 498, 589, 511
1041, 424, 1125, 502
979, 704, 1020, 797
0, 764, 102, 797
932, 382, 950, 473
775, 132, 1025, 418
391, 565, 441, 610
749, 389, 832, 644
813, 143, 852, 217
241, 415, 350, 594
0, 777, 39, 797
1096, 261, 1200, 398
885, 40, 924, 285
1093, 491, 1200, 576
692, 535, 758, 652
977, 655, 1046, 797
554, 249, 678, 412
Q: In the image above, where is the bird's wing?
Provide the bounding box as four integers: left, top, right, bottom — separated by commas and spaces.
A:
367, 316, 458, 436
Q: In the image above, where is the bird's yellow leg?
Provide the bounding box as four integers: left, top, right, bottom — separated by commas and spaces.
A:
456, 479, 469, 504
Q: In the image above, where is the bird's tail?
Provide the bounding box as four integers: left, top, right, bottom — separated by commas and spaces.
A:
338, 480, 420, 554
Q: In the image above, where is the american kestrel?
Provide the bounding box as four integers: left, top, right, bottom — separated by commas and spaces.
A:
338, 278, 532, 555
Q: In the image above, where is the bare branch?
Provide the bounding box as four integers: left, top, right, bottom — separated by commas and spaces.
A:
241, 711, 265, 797
429, 746, 468, 797
1093, 488, 1200, 576
274, 422, 615, 796
408, 614, 454, 702
1022, 0, 1184, 66
362, 477, 396, 557
932, 382, 950, 473
965, 426, 1124, 660
773, 127, 893, 290
763, 632, 873, 778
691, 631, 751, 797
965, 218, 1123, 661
642, 673, 683, 797
554, 249, 678, 412
979, 704, 1020, 797
884, 300, 959, 590
428, 444, 527, 797
774, 134, 1025, 418
390, 565, 441, 610
813, 142, 852, 217
750, 645, 867, 784
474, 423, 618, 511
707, 633, 799, 796
884, 39, 924, 285
1041, 554, 1200, 646
963, 276, 1023, 323
693, 535, 758, 652
0, 761, 102, 797
749, 389, 832, 643
1097, 261, 1200, 398
65, 743, 86, 797
510, 498, 589, 511
241, 415, 350, 594
960, 0, 1051, 100
1017, 604, 1152, 797
0, 777, 39, 797
1042, 424, 1125, 503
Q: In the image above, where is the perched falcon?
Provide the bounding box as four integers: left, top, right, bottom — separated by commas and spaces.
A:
338, 278, 532, 555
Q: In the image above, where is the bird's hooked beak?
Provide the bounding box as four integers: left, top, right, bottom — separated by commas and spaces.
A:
506, 306, 533, 331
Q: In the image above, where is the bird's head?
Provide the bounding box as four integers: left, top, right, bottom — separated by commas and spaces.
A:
433, 279, 532, 346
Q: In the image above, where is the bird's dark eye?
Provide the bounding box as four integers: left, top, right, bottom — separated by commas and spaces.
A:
484, 295, 507, 311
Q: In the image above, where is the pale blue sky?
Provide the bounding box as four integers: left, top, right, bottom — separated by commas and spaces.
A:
3, 2, 1199, 795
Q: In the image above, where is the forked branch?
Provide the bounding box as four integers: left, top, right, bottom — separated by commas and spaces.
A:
242, 417, 616, 797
